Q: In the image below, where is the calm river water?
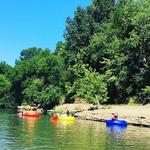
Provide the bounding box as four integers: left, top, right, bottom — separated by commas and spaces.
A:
0, 109, 150, 150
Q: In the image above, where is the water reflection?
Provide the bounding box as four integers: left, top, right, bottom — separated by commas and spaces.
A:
106, 125, 127, 139
23, 116, 39, 135
50, 119, 58, 128
1, 110, 150, 150
20, 116, 40, 148
104, 125, 127, 150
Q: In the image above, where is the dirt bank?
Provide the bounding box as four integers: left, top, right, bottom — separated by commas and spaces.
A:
53, 104, 150, 127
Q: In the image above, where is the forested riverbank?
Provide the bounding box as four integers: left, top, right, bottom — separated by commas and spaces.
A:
0, 0, 150, 109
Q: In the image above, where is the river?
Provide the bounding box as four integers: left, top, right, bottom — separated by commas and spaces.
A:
0, 109, 150, 150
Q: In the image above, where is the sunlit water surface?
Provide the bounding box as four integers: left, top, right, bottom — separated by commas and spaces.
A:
0, 109, 150, 150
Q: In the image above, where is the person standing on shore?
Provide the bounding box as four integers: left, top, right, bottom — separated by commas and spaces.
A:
66, 110, 70, 116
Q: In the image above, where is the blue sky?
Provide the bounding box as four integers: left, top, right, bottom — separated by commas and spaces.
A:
0, 0, 91, 66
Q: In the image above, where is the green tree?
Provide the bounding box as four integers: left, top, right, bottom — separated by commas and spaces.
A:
0, 74, 11, 105
39, 85, 62, 109
66, 56, 108, 104
19, 47, 43, 61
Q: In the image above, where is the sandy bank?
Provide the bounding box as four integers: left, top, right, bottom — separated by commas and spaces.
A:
53, 104, 150, 127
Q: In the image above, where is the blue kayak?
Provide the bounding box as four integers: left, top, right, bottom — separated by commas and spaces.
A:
106, 120, 128, 126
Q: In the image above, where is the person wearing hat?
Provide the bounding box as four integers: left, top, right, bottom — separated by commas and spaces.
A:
112, 113, 118, 120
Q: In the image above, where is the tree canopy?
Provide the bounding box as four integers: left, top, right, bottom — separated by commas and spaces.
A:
1, 0, 150, 108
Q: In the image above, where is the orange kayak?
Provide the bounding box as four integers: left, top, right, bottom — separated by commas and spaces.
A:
22, 112, 40, 118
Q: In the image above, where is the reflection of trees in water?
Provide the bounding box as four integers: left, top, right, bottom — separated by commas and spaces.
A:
6, 110, 40, 148
5, 113, 150, 150
4, 109, 27, 148
7, 109, 23, 137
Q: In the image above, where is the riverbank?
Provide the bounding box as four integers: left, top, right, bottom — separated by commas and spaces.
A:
53, 104, 150, 127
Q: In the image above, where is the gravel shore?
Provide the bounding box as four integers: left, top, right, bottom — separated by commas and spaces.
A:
53, 104, 150, 127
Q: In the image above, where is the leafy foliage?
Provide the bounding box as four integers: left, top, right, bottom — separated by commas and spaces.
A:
0, 74, 11, 104
66, 63, 108, 103
1, 0, 150, 108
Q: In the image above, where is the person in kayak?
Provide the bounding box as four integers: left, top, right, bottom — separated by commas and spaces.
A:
112, 113, 118, 120
52, 114, 58, 120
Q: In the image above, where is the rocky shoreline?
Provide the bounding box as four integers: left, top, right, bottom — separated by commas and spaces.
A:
53, 104, 150, 127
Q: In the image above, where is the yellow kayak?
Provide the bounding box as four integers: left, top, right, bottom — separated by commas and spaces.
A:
59, 116, 75, 121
